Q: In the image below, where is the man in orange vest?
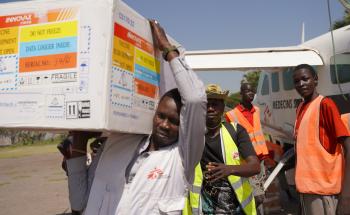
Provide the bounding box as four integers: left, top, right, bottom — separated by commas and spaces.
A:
225, 82, 270, 208
293, 64, 350, 215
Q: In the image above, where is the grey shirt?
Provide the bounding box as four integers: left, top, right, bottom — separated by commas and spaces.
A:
66, 55, 207, 214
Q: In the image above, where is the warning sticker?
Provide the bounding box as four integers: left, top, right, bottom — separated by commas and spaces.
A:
19, 20, 78, 72
110, 67, 133, 108
46, 94, 65, 119
112, 20, 159, 106
66, 100, 90, 119
51, 71, 78, 83
20, 21, 77, 42
0, 7, 80, 90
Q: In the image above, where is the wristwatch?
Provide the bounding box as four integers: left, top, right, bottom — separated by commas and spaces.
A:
162, 45, 180, 61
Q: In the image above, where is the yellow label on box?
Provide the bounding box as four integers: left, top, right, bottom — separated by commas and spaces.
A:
112, 36, 135, 72
20, 21, 77, 42
0, 27, 18, 55
135, 49, 156, 72
155, 59, 160, 74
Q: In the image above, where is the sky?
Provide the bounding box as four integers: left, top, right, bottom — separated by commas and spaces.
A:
122, 0, 346, 93
0, 0, 347, 93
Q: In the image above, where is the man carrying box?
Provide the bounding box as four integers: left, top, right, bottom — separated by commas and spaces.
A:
64, 20, 207, 215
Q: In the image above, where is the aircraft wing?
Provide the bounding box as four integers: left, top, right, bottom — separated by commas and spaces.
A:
185, 46, 324, 71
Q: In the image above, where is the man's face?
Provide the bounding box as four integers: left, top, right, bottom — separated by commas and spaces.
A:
152, 96, 180, 147
293, 68, 317, 99
240, 84, 255, 103
206, 98, 225, 127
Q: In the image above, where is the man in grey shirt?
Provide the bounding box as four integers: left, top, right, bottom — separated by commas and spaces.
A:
65, 20, 207, 215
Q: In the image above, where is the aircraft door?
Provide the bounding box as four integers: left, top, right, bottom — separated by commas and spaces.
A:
254, 71, 274, 125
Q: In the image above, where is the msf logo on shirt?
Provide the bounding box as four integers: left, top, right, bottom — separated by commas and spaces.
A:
232, 152, 240, 160
147, 167, 164, 180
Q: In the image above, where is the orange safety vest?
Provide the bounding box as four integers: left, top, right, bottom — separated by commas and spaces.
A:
225, 106, 269, 157
294, 95, 344, 195
341, 113, 350, 132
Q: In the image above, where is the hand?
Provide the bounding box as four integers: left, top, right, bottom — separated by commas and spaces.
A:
57, 136, 73, 159
206, 162, 235, 182
90, 136, 107, 153
264, 157, 277, 169
149, 20, 172, 52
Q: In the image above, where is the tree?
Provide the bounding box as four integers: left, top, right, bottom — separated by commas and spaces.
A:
0, 129, 18, 145
226, 92, 241, 108
242, 70, 260, 90
332, 10, 350, 30
0, 129, 51, 145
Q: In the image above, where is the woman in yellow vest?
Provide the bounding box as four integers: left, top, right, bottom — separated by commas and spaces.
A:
184, 84, 261, 215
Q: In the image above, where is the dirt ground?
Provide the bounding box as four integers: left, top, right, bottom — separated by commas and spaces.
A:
0, 145, 298, 215
0, 150, 71, 215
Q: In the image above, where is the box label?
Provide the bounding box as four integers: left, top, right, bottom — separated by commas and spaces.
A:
112, 18, 160, 107
66, 100, 90, 119
0, 8, 80, 90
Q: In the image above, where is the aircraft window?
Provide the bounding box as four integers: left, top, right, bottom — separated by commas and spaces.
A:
261, 74, 270, 95
271, 72, 280, 92
330, 54, 350, 84
282, 68, 294, 91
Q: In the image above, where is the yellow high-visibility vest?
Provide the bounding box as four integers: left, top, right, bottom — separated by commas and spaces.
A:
183, 123, 256, 215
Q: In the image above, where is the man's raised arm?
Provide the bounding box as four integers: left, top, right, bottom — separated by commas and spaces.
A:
150, 20, 207, 184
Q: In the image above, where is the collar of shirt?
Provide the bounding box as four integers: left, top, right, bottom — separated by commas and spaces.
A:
237, 103, 256, 113
137, 135, 179, 155
138, 135, 151, 154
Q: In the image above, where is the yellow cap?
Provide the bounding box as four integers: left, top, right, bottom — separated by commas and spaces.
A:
205, 84, 229, 100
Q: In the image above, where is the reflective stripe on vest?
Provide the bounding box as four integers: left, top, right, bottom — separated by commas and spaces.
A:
183, 123, 256, 215
188, 164, 202, 215
294, 95, 344, 195
341, 113, 350, 132
225, 106, 269, 157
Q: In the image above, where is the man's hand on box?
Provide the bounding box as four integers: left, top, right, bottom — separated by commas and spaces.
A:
149, 20, 171, 52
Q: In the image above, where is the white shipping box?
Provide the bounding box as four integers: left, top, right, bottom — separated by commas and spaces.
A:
0, 0, 176, 133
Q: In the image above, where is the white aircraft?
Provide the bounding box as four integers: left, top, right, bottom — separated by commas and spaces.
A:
185, 24, 350, 146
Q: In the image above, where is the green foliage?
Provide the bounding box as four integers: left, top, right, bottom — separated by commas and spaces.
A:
0, 129, 66, 146
225, 70, 261, 109
332, 10, 350, 30
242, 70, 260, 90
226, 92, 241, 108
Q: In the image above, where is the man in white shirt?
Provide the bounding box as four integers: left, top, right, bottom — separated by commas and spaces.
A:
65, 20, 207, 215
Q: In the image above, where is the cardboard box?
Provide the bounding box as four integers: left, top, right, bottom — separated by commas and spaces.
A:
0, 0, 175, 133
